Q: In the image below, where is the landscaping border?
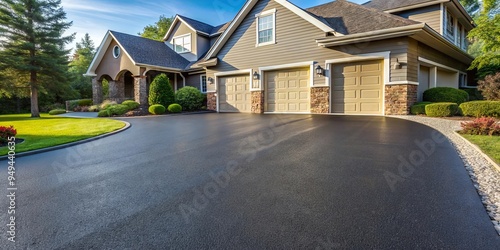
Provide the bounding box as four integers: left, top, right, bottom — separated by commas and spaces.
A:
0, 121, 131, 160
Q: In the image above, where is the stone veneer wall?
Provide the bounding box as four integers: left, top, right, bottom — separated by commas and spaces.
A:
310, 87, 330, 114
385, 84, 418, 115
207, 93, 217, 111
134, 77, 148, 107
251, 91, 264, 114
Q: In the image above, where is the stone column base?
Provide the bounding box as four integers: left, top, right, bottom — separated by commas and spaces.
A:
134, 77, 148, 108
92, 77, 103, 105
385, 84, 418, 115
207, 92, 217, 111
311, 87, 330, 114
251, 91, 264, 114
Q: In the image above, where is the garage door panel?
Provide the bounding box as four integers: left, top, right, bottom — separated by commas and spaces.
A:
331, 60, 383, 115
219, 75, 251, 113
266, 67, 310, 113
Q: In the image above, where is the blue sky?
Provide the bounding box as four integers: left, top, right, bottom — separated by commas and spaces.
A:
61, 0, 368, 51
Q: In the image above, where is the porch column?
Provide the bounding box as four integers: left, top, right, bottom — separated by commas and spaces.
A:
92, 77, 103, 104
108, 80, 118, 102
134, 75, 148, 107
116, 75, 125, 100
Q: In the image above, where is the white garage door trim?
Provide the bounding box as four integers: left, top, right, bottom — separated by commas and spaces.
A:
259, 61, 315, 114
325, 51, 390, 115
215, 69, 252, 113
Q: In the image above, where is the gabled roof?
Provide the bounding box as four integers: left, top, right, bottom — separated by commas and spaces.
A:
205, 0, 338, 60
363, 0, 441, 11
307, 0, 419, 35
162, 15, 230, 41
86, 31, 190, 76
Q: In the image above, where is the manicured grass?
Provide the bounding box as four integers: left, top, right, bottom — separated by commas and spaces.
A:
461, 134, 500, 164
0, 114, 125, 156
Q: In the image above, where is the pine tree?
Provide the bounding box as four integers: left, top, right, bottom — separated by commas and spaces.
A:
69, 33, 95, 99
0, 0, 74, 117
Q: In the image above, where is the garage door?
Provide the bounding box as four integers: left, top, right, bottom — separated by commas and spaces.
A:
265, 67, 310, 113
331, 60, 383, 114
219, 74, 251, 112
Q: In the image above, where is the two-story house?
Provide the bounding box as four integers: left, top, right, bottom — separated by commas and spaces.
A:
86, 0, 474, 115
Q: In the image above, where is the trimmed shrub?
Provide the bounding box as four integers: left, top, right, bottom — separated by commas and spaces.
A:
149, 104, 166, 115
168, 103, 182, 113
122, 100, 140, 110
107, 104, 129, 116
98, 110, 110, 117
478, 72, 500, 101
149, 74, 175, 107
68, 100, 80, 111
423, 87, 469, 104
460, 117, 500, 136
425, 103, 459, 117
461, 88, 483, 101
78, 99, 93, 107
100, 100, 117, 110
0, 126, 17, 144
410, 102, 433, 115
459, 101, 500, 117
88, 105, 100, 112
175, 86, 204, 111
48, 109, 66, 115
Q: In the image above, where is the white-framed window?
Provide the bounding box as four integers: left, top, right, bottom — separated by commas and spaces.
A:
113, 45, 120, 58
459, 73, 468, 87
173, 34, 191, 53
200, 75, 207, 93
461, 29, 468, 51
256, 9, 276, 46
445, 10, 455, 39
457, 23, 462, 48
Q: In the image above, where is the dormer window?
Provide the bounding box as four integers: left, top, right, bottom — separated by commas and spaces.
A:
256, 9, 276, 46
173, 34, 191, 53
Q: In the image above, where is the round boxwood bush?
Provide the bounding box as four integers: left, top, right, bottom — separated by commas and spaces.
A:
97, 110, 110, 117
175, 86, 204, 111
459, 101, 500, 117
168, 103, 182, 113
48, 109, 66, 115
122, 100, 140, 110
410, 102, 432, 115
107, 104, 129, 116
149, 74, 175, 108
425, 103, 459, 117
149, 104, 166, 115
423, 87, 469, 105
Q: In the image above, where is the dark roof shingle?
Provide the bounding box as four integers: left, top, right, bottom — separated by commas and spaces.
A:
306, 0, 419, 35
363, 0, 438, 11
110, 31, 190, 70
178, 15, 230, 36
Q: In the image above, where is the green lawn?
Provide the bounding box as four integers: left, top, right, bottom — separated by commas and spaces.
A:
461, 134, 500, 164
0, 114, 125, 155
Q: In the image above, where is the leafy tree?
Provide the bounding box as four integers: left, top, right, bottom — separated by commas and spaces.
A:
148, 74, 175, 107
0, 0, 74, 117
69, 33, 95, 99
139, 15, 174, 41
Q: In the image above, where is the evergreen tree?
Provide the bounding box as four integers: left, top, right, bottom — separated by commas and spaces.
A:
139, 15, 174, 41
0, 0, 74, 117
148, 74, 175, 107
69, 33, 95, 98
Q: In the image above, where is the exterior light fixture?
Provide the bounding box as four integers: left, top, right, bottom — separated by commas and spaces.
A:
393, 58, 402, 69
315, 65, 324, 76
207, 77, 214, 85
253, 71, 259, 80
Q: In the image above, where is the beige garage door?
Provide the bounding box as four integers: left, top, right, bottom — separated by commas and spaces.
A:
331, 60, 383, 114
265, 67, 310, 113
219, 74, 251, 112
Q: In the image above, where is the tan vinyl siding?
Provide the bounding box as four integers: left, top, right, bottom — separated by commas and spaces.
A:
407, 39, 419, 82
184, 73, 203, 90
206, 0, 413, 92
95, 40, 139, 81
396, 5, 442, 33
418, 42, 468, 72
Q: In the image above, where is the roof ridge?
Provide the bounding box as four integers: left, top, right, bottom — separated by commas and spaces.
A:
177, 14, 215, 29
110, 30, 165, 43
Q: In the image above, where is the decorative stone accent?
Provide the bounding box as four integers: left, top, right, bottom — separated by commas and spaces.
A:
134, 76, 148, 107
251, 91, 264, 114
311, 87, 330, 114
207, 92, 217, 111
108, 78, 125, 102
385, 84, 418, 115
92, 77, 103, 105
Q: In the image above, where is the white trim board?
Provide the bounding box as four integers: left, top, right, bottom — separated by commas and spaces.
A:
418, 57, 461, 73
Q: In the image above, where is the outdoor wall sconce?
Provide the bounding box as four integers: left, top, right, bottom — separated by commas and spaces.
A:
393, 58, 402, 69
253, 71, 260, 80
207, 77, 214, 85
316, 65, 324, 76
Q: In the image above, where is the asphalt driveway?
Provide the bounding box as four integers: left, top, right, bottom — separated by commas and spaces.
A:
0, 114, 499, 249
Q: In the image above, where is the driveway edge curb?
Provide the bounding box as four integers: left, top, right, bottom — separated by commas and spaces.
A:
0, 121, 131, 160
453, 131, 500, 173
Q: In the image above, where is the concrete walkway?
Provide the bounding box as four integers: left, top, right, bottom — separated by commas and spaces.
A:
58, 112, 98, 118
